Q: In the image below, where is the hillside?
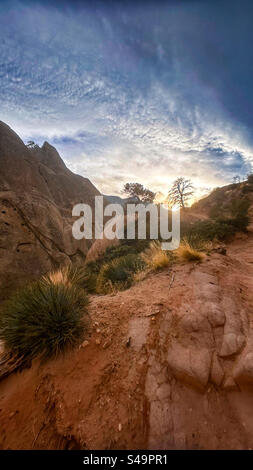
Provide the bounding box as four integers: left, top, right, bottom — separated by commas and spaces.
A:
1, 121, 253, 450
193, 182, 253, 215
0, 121, 100, 301
104, 195, 140, 206
1, 228, 253, 449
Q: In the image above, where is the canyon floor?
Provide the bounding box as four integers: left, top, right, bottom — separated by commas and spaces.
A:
1, 229, 253, 449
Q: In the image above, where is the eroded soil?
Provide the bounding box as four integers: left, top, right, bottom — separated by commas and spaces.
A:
1, 233, 253, 449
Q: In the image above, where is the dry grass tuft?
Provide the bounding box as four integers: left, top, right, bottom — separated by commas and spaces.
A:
141, 241, 170, 271
133, 269, 148, 283
43, 265, 88, 289
46, 268, 69, 286
176, 239, 205, 262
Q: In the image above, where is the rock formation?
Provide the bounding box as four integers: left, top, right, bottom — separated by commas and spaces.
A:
0, 121, 100, 301
1, 230, 253, 449
1, 121, 253, 449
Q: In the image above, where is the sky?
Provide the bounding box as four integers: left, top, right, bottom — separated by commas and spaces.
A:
1, 0, 253, 199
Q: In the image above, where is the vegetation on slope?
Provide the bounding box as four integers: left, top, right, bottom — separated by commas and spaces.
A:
141, 241, 170, 271
80, 188, 251, 294
96, 254, 145, 294
0, 180, 252, 378
183, 195, 250, 243
0, 266, 89, 377
176, 239, 205, 262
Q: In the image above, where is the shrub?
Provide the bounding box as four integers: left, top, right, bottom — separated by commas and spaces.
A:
247, 174, 253, 184
83, 239, 151, 294
141, 241, 170, 271
0, 268, 89, 366
85, 238, 119, 264
183, 210, 249, 243
185, 218, 235, 241
209, 204, 222, 219
187, 196, 250, 243
104, 243, 139, 261
176, 240, 205, 262
242, 184, 253, 194
96, 254, 145, 294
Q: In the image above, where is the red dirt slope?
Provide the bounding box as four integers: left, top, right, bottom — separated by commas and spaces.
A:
1, 232, 253, 449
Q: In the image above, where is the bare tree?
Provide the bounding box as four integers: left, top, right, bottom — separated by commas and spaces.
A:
123, 183, 155, 204
232, 175, 240, 184
167, 177, 194, 208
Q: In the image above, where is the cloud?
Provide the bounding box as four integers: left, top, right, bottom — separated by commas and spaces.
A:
0, 0, 253, 195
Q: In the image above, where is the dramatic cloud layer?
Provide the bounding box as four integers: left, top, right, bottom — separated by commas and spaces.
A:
1, 0, 253, 196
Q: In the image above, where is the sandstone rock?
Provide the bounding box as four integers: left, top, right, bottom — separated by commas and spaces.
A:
233, 352, 253, 386
218, 295, 246, 358
148, 400, 173, 449
206, 302, 226, 327
223, 376, 238, 391
219, 333, 245, 357
167, 343, 212, 390
0, 121, 101, 300
210, 352, 224, 386
156, 383, 171, 401
145, 369, 159, 401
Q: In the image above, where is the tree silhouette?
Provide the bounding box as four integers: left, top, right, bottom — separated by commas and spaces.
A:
123, 183, 155, 204
167, 177, 194, 208
232, 175, 240, 184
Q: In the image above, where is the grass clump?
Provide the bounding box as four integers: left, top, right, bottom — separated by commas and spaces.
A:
0, 266, 89, 372
96, 254, 145, 294
45, 264, 88, 288
176, 239, 205, 262
141, 241, 170, 271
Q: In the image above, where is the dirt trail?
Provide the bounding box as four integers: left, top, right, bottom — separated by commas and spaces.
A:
1, 232, 253, 449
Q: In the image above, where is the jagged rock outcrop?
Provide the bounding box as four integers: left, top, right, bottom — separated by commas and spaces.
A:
0, 121, 100, 300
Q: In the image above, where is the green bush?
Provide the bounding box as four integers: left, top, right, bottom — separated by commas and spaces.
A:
242, 184, 253, 194
229, 198, 250, 218
247, 174, 253, 184
72, 262, 98, 294
96, 254, 145, 294
83, 240, 150, 294
183, 195, 250, 242
0, 276, 89, 363
184, 215, 249, 242
104, 244, 138, 261
104, 240, 150, 261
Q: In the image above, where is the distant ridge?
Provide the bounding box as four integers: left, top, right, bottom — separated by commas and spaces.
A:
104, 194, 140, 206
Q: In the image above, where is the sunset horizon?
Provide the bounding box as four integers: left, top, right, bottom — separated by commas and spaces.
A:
1, 0, 253, 198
